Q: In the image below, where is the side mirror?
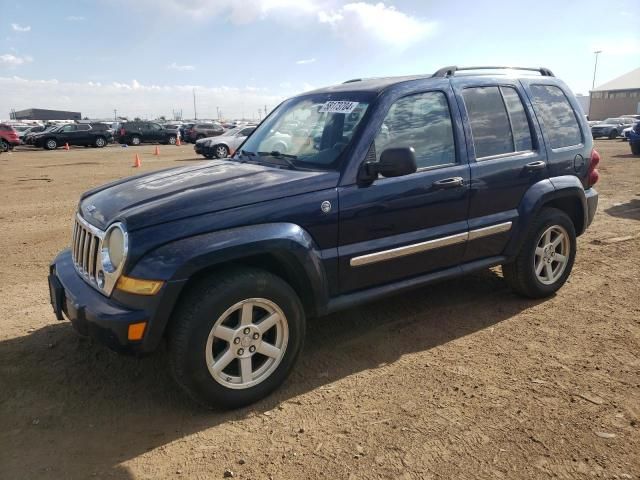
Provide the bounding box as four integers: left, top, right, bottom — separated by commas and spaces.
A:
359, 147, 417, 184
378, 147, 418, 177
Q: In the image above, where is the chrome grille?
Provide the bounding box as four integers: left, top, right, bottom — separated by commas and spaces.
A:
71, 215, 104, 284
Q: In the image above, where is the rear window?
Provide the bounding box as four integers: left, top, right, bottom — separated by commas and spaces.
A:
529, 85, 582, 148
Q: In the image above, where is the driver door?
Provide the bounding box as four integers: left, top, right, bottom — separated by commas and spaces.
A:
338, 88, 470, 293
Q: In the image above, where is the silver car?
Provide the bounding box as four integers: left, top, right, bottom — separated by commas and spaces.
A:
194, 125, 256, 159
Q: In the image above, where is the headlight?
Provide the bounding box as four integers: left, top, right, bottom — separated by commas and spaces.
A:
101, 223, 128, 272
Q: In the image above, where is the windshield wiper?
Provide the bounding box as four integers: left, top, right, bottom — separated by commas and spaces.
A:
257, 151, 298, 170
241, 149, 256, 157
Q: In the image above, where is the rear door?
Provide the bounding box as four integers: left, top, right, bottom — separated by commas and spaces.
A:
451, 78, 548, 262
338, 87, 470, 293
74, 124, 92, 145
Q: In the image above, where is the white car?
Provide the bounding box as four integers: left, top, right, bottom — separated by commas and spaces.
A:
195, 125, 257, 159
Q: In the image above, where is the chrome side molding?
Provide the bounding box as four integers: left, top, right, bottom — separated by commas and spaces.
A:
350, 222, 512, 267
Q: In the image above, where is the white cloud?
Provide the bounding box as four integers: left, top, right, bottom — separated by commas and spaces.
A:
11, 23, 31, 32
123, 1, 434, 48
66, 16, 86, 21
167, 62, 195, 71
0, 54, 33, 67
0, 76, 292, 120
318, 2, 435, 49
296, 58, 316, 65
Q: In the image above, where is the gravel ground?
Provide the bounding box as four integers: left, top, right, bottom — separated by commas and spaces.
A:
0, 140, 638, 479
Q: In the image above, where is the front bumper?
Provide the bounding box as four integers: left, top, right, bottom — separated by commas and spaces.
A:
48, 250, 185, 354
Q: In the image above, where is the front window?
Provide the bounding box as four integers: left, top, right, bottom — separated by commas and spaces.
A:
603, 118, 622, 124
238, 93, 372, 170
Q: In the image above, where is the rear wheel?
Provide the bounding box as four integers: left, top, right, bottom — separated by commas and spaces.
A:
94, 136, 107, 148
0, 140, 8, 152
214, 144, 229, 159
168, 267, 305, 409
502, 208, 576, 298
608, 130, 618, 140
130, 136, 141, 146
45, 138, 58, 150
168, 135, 177, 145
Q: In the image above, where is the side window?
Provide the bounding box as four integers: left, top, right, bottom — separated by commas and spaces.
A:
529, 84, 582, 148
462, 87, 513, 158
501, 87, 533, 151
77, 124, 90, 131
62, 124, 75, 132
374, 91, 456, 169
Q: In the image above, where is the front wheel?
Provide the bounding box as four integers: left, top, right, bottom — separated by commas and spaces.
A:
502, 208, 576, 298
168, 267, 305, 409
130, 136, 141, 146
608, 130, 618, 140
44, 138, 58, 150
214, 144, 229, 158
0, 140, 8, 152
94, 136, 107, 148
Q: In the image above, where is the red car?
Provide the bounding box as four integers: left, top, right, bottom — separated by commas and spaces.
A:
0, 124, 20, 152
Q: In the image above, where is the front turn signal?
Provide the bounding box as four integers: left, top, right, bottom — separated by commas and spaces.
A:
116, 275, 164, 295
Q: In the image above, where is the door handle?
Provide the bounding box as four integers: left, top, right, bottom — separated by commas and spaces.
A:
525, 160, 546, 171
432, 177, 464, 189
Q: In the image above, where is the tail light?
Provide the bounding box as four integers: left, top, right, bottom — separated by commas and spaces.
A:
587, 149, 600, 187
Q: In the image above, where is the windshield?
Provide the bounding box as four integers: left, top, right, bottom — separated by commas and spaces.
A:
238, 93, 372, 170
603, 118, 623, 124
224, 127, 241, 136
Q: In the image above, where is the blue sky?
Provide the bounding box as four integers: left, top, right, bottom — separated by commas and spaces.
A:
1, 0, 638, 119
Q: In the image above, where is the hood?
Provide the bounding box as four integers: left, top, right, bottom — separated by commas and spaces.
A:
79, 160, 339, 231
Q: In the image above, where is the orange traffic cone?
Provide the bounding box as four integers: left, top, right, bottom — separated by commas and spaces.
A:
133, 153, 141, 168
154, 145, 160, 156
176, 137, 181, 146
64, 143, 70, 151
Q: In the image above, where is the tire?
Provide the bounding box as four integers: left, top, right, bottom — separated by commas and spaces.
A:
502, 207, 576, 298
44, 138, 57, 150
130, 136, 141, 146
94, 136, 107, 148
214, 144, 229, 159
168, 267, 305, 409
168, 135, 177, 145
608, 130, 618, 140
0, 140, 8, 152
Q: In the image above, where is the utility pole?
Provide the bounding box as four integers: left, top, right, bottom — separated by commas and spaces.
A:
258, 109, 262, 121
592, 50, 602, 90
193, 88, 197, 120
113, 109, 117, 121
216, 106, 220, 121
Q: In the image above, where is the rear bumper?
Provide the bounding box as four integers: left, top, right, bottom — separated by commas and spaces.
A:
48, 250, 186, 354
585, 187, 598, 229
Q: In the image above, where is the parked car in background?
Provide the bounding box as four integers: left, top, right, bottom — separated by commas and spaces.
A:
33, 123, 113, 149
179, 123, 195, 142
188, 122, 225, 142
591, 117, 636, 139
19, 125, 46, 143
0, 124, 20, 151
621, 122, 639, 141
163, 124, 183, 140
117, 122, 178, 146
24, 125, 59, 145
194, 125, 256, 158
48, 66, 600, 408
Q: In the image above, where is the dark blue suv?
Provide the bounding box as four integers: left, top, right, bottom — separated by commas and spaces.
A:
48, 66, 599, 408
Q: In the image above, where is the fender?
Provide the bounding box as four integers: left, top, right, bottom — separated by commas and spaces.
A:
504, 176, 587, 257
129, 222, 331, 314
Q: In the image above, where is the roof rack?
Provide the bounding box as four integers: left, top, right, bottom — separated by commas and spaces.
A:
432, 66, 555, 78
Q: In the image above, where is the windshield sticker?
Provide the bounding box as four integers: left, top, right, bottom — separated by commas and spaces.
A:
319, 101, 360, 114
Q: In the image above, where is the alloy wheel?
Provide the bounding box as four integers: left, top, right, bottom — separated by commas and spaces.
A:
205, 298, 289, 390
534, 225, 570, 285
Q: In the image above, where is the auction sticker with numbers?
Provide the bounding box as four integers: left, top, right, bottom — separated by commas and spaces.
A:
319, 101, 360, 114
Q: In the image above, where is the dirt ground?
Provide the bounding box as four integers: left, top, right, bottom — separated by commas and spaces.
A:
0, 140, 638, 480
